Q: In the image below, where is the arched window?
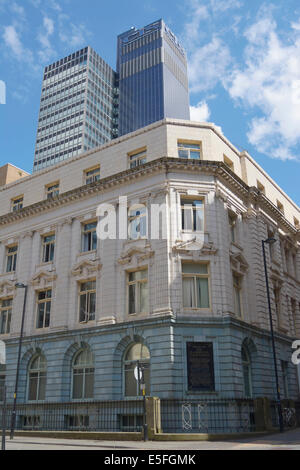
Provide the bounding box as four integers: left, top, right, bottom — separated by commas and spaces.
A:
241, 345, 252, 397
124, 343, 150, 397
28, 354, 47, 401
72, 349, 94, 399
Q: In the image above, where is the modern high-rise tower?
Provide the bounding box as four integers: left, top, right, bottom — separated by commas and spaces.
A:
33, 20, 191, 172
33, 46, 118, 172
117, 19, 190, 136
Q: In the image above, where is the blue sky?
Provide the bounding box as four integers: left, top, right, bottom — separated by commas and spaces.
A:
0, 0, 300, 205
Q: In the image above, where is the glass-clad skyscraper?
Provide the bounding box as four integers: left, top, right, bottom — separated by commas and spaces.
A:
117, 19, 190, 137
33, 46, 118, 172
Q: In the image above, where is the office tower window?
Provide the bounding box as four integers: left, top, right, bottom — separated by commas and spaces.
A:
6, 245, 18, 273
127, 269, 148, 315
233, 274, 243, 317
84, 166, 100, 185
11, 196, 23, 212
42, 234, 55, 263
128, 148, 147, 169
28, 355, 47, 401
36, 289, 52, 329
0, 298, 12, 334
45, 182, 59, 199
181, 198, 204, 232
79, 281, 96, 323
82, 222, 97, 252
33, 46, 117, 172
117, 20, 190, 137
72, 349, 94, 399
178, 142, 201, 160
182, 263, 210, 309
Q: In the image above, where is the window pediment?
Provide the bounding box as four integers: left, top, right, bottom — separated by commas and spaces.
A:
71, 258, 102, 280
118, 241, 154, 265
230, 251, 248, 274
0, 280, 15, 297
31, 270, 57, 288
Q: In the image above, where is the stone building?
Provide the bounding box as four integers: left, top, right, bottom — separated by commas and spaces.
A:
0, 119, 299, 409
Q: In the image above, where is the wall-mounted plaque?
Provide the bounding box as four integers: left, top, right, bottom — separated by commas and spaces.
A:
186, 342, 215, 392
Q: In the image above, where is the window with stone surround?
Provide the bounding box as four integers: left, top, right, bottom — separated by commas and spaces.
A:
45, 182, 59, 199
181, 197, 204, 232
81, 221, 97, 252
178, 141, 202, 160
228, 211, 237, 243
6, 245, 18, 273
127, 268, 148, 315
36, 289, 52, 329
72, 349, 94, 399
233, 273, 243, 318
11, 195, 23, 212
28, 354, 47, 401
182, 263, 210, 309
84, 166, 100, 185
41, 234, 55, 263
79, 280, 96, 323
128, 148, 147, 169
0, 298, 12, 334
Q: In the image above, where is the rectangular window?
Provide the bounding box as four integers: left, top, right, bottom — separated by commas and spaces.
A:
182, 263, 210, 309
79, 281, 96, 322
6, 245, 18, 273
277, 200, 284, 214
273, 286, 281, 322
11, 196, 23, 212
45, 182, 59, 199
0, 298, 12, 334
257, 180, 266, 194
127, 269, 148, 315
128, 205, 147, 239
228, 212, 237, 243
233, 274, 242, 317
186, 342, 215, 392
223, 155, 234, 171
181, 198, 204, 232
84, 166, 100, 184
178, 142, 201, 160
36, 289, 52, 329
42, 234, 55, 263
291, 298, 297, 333
128, 148, 147, 169
281, 361, 289, 398
82, 222, 97, 252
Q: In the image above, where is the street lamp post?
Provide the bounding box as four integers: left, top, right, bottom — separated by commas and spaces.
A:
10, 283, 28, 440
262, 238, 284, 433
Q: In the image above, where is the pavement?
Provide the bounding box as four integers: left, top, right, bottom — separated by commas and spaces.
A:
1, 428, 300, 451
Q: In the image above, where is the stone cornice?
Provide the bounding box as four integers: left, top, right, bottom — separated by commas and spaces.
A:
0, 157, 299, 236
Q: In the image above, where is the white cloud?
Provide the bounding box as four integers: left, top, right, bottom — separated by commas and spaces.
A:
226, 14, 300, 160
37, 16, 56, 62
3, 25, 25, 59
188, 36, 232, 93
190, 100, 211, 121
182, 0, 233, 93
58, 13, 91, 48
